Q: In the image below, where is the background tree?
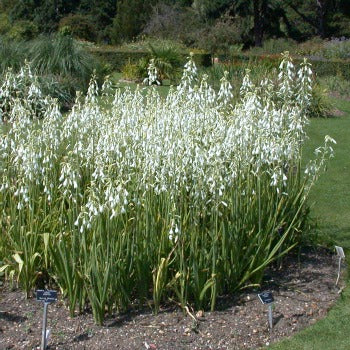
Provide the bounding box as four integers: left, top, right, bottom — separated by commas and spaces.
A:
110, 0, 158, 44
1, 0, 349, 46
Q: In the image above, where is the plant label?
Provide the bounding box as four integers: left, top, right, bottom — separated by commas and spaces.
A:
335, 246, 345, 259
36, 291, 57, 350
36, 290, 57, 303
258, 291, 274, 305
335, 246, 345, 286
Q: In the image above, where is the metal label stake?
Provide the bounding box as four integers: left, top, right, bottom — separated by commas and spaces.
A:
335, 246, 345, 286
41, 302, 49, 350
36, 290, 57, 350
258, 291, 274, 330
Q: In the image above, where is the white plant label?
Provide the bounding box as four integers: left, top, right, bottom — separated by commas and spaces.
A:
335, 246, 345, 259
335, 246, 345, 286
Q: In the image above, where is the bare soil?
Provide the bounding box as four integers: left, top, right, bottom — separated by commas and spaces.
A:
0, 247, 345, 350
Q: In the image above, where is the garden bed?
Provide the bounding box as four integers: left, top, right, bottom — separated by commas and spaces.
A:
0, 247, 343, 350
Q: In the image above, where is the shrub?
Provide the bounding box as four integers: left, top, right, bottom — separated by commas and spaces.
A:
295, 37, 325, 57
319, 75, 350, 98
7, 20, 38, 41
59, 14, 97, 42
142, 2, 204, 46
307, 84, 332, 118
121, 59, 147, 81
195, 14, 245, 55
248, 38, 298, 55
0, 14, 11, 36
321, 38, 350, 60
303, 59, 350, 80
0, 35, 106, 111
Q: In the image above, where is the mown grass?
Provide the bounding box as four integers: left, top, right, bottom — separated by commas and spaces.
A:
112, 71, 171, 98
269, 97, 350, 350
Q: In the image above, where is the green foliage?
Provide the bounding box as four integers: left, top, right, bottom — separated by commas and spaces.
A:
148, 43, 183, 82
199, 60, 275, 94
248, 38, 298, 55
121, 43, 183, 84
0, 14, 11, 36
7, 20, 38, 41
121, 59, 147, 82
195, 13, 247, 55
0, 37, 27, 73
90, 45, 211, 72
9, 0, 80, 33
296, 38, 350, 60
29, 34, 102, 90
202, 57, 332, 119
307, 84, 332, 118
142, 3, 204, 46
0, 0, 348, 49
319, 75, 350, 98
110, 0, 154, 45
119, 37, 188, 53
0, 34, 105, 111
296, 37, 327, 56
59, 14, 97, 42
321, 39, 350, 60
306, 59, 350, 80
219, 52, 350, 81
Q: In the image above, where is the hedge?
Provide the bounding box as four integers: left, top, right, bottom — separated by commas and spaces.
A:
217, 53, 350, 80
90, 48, 349, 80
89, 47, 212, 71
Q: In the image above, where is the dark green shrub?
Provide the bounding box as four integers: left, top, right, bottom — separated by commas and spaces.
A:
7, 20, 38, 41
59, 14, 97, 42
0, 14, 11, 36
195, 14, 245, 55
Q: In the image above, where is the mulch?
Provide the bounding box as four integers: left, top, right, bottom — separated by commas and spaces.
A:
0, 246, 345, 350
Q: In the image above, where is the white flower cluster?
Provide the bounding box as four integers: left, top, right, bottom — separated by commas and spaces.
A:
0, 54, 331, 234
0, 63, 51, 122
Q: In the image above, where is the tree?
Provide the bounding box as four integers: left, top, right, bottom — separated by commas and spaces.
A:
10, 0, 81, 33
110, 0, 158, 44
284, 0, 350, 38
79, 0, 117, 28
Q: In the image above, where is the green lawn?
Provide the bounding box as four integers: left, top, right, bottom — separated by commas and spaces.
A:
112, 72, 171, 98
269, 97, 350, 350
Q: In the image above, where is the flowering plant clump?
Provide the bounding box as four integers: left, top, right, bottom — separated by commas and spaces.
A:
0, 63, 52, 121
0, 53, 335, 324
